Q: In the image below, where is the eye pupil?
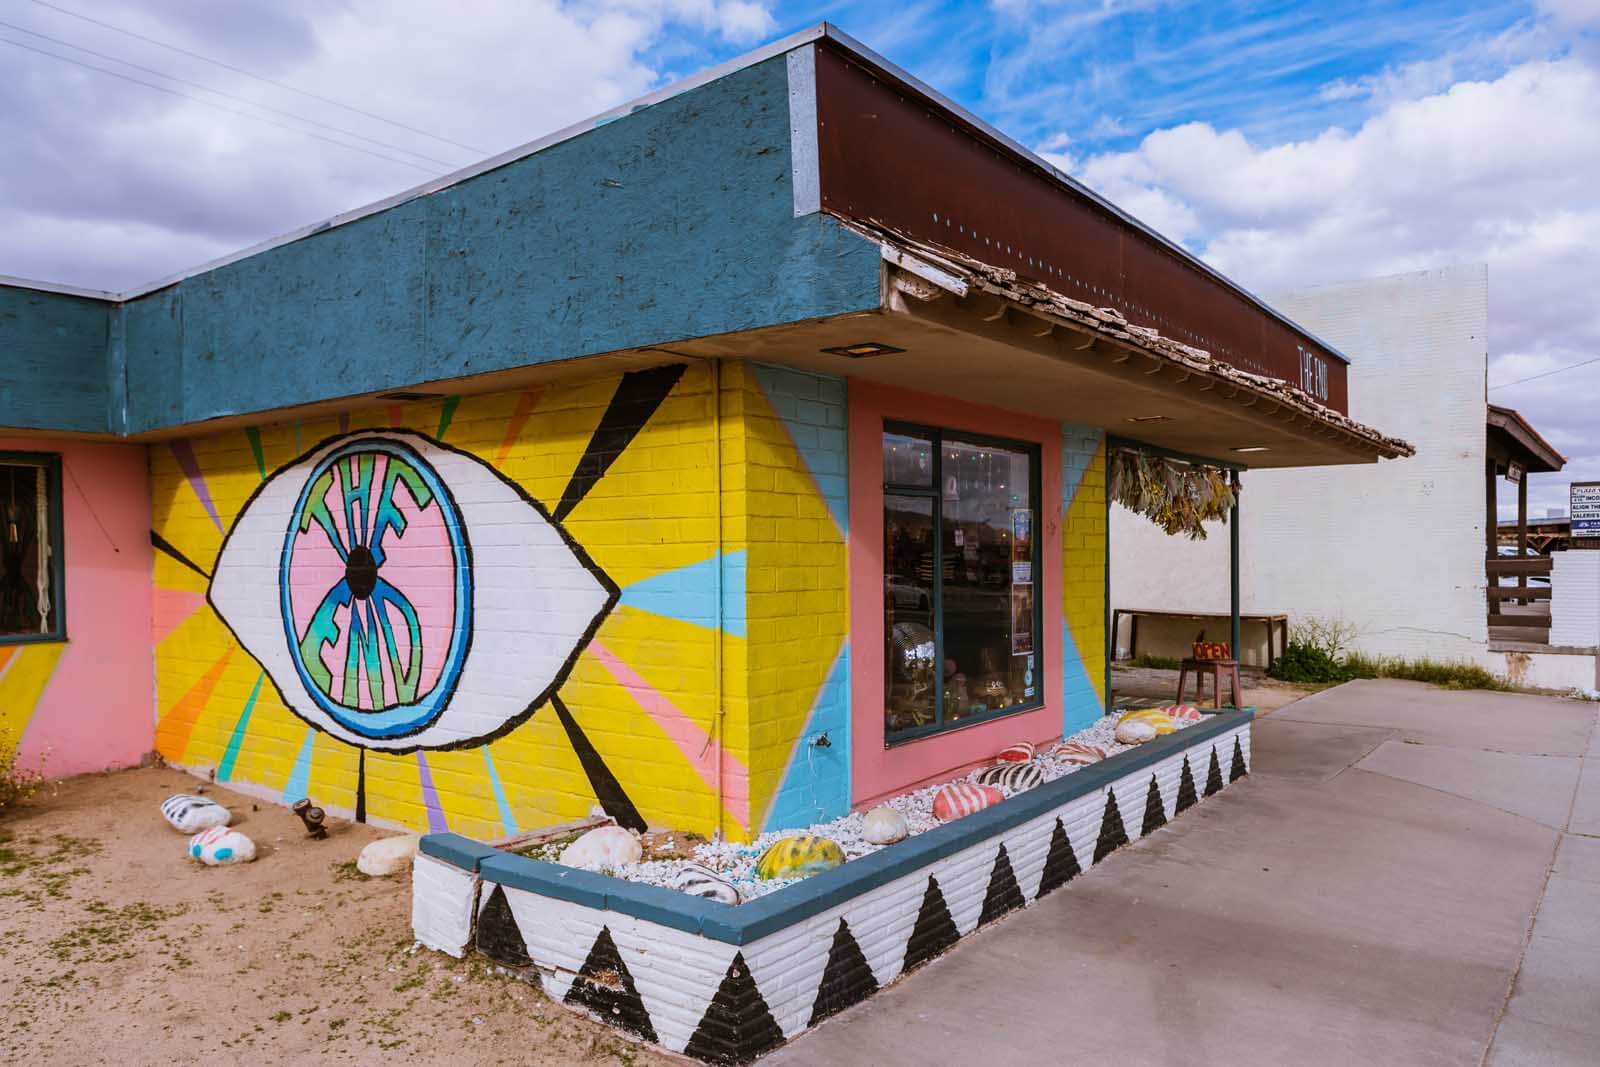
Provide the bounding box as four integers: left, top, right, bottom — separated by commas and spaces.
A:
345, 545, 379, 600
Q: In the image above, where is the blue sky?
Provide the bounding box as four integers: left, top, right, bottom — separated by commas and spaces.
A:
2, 0, 1597, 515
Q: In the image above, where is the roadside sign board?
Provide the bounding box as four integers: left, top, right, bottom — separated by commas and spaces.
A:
1573, 482, 1600, 538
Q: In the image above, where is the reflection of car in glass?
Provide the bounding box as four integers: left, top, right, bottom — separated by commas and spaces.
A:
1496, 545, 1551, 585
886, 575, 931, 610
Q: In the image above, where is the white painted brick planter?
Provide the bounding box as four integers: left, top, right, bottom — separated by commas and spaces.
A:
414, 712, 1253, 1063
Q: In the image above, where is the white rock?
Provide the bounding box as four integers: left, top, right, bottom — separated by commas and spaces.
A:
162, 794, 231, 834
188, 826, 256, 865
559, 825, 642, 870
861, 805, 909, 845
358, 834, 421, 877
1114, 719, 1158, 745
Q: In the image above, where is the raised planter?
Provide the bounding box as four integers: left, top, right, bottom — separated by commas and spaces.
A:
412, 709, 1253, 1063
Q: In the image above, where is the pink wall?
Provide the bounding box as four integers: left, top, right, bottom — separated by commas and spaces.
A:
848, 382, 1064, 807
1, 437, 154, 777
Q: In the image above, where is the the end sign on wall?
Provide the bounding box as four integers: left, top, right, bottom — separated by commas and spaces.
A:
1572, 482, 1600, 539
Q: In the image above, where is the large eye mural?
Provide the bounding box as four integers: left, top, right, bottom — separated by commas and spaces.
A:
210, 430, 617, 753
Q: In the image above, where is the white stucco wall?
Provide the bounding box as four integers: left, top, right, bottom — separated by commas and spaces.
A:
1112, 265, 1490, 663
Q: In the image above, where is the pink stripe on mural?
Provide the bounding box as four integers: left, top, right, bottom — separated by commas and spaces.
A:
151, 587, 208, 645
169, 440, 223, 533
586, 640, 749, 831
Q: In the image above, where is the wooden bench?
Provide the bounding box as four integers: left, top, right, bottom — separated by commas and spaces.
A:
1113, 608, 1289, 670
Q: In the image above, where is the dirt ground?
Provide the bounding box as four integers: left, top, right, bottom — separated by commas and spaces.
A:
0, 767, 669, 1067
1110, 660, 1312, 714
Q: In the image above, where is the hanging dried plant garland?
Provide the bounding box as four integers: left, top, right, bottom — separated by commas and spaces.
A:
1109, 448, 1237, 539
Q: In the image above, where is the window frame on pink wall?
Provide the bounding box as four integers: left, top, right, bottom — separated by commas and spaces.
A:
0, 450, 67, 646
848, 380, 1064, 809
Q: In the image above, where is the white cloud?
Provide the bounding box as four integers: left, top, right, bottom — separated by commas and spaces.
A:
1072, 57, 1600, 515
0, 0, 776, 290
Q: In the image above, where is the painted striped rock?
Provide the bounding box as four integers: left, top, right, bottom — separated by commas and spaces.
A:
1055, 741, 1107, 766
1160, 704, 1204, 722
996, 742, 1036, 763
670, 863, 741, 905
974, 761, 1045, 792
755, 835, 846, 880
188, 826, 256, 865
161, 794, 230, 834
1117, 708, 1179, 735
932, 782, 1005, 822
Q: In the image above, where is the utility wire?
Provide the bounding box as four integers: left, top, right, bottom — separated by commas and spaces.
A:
0, 18, 460, 170
28, 0, 489, 156
1, 36, 444, 175
1490, 355, 1600, 390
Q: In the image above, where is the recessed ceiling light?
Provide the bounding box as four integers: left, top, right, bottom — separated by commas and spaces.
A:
376, 391, 447, 402
1231, 446, 1270, 453
1125, 415, 1169, 423
821, 342, 906, 358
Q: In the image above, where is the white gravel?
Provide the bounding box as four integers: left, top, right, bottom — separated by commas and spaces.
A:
544, 710, 1200, 904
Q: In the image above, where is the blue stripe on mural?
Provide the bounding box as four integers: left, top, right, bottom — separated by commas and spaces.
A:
1061, 425, 1099, 501
482, 746, 519, 837
217, 672, 264, 782
618, 549, 747, 637
283, 728, 315, 803
753, 364, 848, 539
1061, 622, 1102, 736
763, 641, 852, 833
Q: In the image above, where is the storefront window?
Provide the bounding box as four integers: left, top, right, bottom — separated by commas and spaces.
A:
0, 455, 64, 643
883, 425, 1040, 741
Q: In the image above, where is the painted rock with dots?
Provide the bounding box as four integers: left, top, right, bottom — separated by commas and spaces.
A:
1114, 718, 1159, 745
754, 835, 846, 880
861, 805, 909, 845
996, 742, 1036, 763
1055, 741, 1107, 766
161, 794, 231, 834
932, 782, 1005, 822
974, 761, 1045, 793
559, 826, 643, 871
669, 863, 741, 905
1117, 708, 1179, 735
188, 826, 257, 866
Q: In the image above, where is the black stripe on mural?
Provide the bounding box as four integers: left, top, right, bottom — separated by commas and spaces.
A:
553, 364, 688, 523
1093, 788, 1129, 863
1037, 817, 1082, 897
551, 695, 647, 834
977, 844, 1025, 927
809, 919, 878, 1027
1231, 736, 1249, 782
1205, 746, 1225, 797
150, 530, 211, 580
682, 952, 785, 1065
903, 876, 960, 973
476, 884, 536, 973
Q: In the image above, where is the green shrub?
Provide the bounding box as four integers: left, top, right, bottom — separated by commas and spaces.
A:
1267, 641, 1349, 684
1128, 654, 1182, 671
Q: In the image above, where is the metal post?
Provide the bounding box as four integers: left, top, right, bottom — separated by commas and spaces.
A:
1230, 470, 1241, 667
1518, 474, 1529, 605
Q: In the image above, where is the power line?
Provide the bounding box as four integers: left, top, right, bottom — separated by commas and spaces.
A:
0, 18, 461, 170
1, 36, 444, 175
1490, 355, 1600, 390
28, 0, 488, 156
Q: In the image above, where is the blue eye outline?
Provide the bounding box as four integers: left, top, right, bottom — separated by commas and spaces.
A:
276, 437, 473, 741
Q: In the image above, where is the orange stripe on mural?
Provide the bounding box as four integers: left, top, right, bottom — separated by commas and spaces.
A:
0, 647, 17, 675
154, 646, 235, 762
586, 639, 750, 832
493, 390, 542, 469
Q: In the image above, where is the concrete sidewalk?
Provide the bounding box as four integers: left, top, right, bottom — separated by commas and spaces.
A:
768, 680, 1600, 1066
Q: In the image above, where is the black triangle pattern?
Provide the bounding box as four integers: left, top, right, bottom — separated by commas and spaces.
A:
1204, 745, 1225, 796
554, 364, 688, 522
1140, 774, 1168, 837
1231, 736, 1249, 781
563, 926, 658, 1043
977, 845, 1026, 928
1093, 788, 1130, 863
682, 951, 785, 1065
1175, 756, 1200, 814
1037, 817, 1082, 898
476, 884, 536, 975
808, 919, 879, 1027
903, 876, 961, 973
